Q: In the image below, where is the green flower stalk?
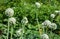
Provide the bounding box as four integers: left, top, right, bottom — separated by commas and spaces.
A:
42, 20, 51, 33
5, 8, 14, 39
21, 17, 28, 39
11, 26, 13, 39
8, 17, 16, 39
7, 20, 9, 39
50, 13, 57, 39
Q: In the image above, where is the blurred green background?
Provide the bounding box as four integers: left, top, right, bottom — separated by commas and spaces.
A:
0, 0, 60, 39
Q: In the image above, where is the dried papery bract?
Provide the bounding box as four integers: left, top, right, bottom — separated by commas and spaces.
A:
5, 8, 14, 39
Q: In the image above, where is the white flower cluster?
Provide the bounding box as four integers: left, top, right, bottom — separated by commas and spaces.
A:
41, 34, 49, 39
50, 14, 55, 18
5, 8, 14, 17
35, 2, 41, 8
21, 17, 28, 25
42, 20, 57, 30
8, 17, 16, 25
16, 29, 22, 36
55, 10, 60, 14
5, 8, 16, 25
49, 23, 57, 30
42, 20, 51, 27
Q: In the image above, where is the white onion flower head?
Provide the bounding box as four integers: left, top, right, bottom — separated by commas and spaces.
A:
21, 17, 28, 25
5, 8, 14, 17
50, 14, 55, 18
41, 34, 49, 39
49, 23, 57, 30
8, 17, 16, 25
55, 10, 60, 14
16, 29, 22, 36
42, 20, 51, 27
35, 2, 41, 8
55, 10, 60, 13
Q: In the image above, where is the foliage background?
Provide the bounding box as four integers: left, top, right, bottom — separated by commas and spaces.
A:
0, 0, 60, 39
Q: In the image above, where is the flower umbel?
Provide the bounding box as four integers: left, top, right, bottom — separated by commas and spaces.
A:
16, 29, 22, 36
50, 14, 55, 18
55, 10, 60, 14
42, 20, 51, 28
21, 17, 28, 25
5, 8, 14, 17
8, 17, 16, 25
49, 23, 57, 30
41, 34, 49, 39
35, 2, 41, 8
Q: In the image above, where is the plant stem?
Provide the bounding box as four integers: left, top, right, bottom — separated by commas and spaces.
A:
42, 27, 45, 34
7, 21, 9, 39
46, 27, 47, 34
11, 26, 13, 39
22, 24, 25, 39
19, 24, 24, 39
